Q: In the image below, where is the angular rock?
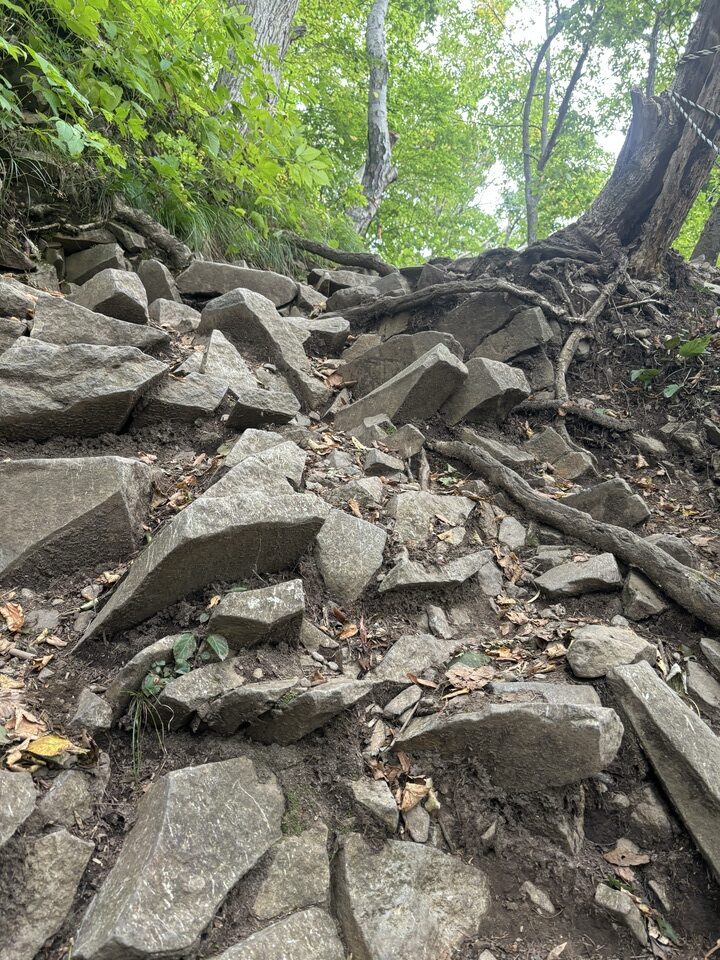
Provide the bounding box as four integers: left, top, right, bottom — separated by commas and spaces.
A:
71, 688, 113, 733
200, 678, 299, 735
200, 329, 254, 387
0, 770, 36, 847
136, 258, 181, 304
327, 477, 384, 511
335, 345, 468, 431
74, 759, 284, 960
296, 281, 328, 312
364, 449, 404, 476
105, 635, 178, 720
390, 491, 475, 543
435, 290, 521, 354
290, 315, 350, 354
489, 680, 602, 707
701, 637, 720, 676
31, 296, 168, 351
350, 778, 399, 832
644, 533, 699, 568
71, 268, 149, 324
82, 491, 327, 639
520, 881, 556, 916
133, 371, 228, 424
403, 802, 430, 842
384, 424, 424, 459
567, 624, 657, 678
687, 660, 720, 714
148, 298, 201, 333
211, 441, 307, 495
457, 427, 535, 469
524, 425, 594, 480
2, 829, 94, 960
209, 580, 305, 648
0, 456, 154, 582
594, 883, 648, 947
535, 553, 622, 597
609, 660, 720, 880
159, 660, 243, 729
253, 823, 329, 920
199, 289, 329, 408
371, 633, 461, 685
622, 571, 669, 619
396, 691, 623, 790
498, 516, 526, 551
311, 267, 373, 295
471, 307, 552, 362
326, 285, 376, 311
335, 833, 491, 960
213, 908, 344, 960
33, 759, 111, 830
341, 331, 463, 397
342, 333, 383, 361
417, 262, 449, 289
347, 414, 393, 445
0, 339, 166, 440
0, 316, 27, 353
629, 785, 674, 842
177, 260, 297, 306
563, 478, 650, 529
227, 385, 300, 429
108, 222, 146, 254
0, 278, 41, 318
65, 242, 127, 284
247, 679, 371, 744
441, 357, 530, 425
380, 551, 502, 596
315, 511, 387, 603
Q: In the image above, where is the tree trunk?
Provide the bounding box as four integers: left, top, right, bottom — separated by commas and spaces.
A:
692, 195, 720, 264
550, 0, 720, 276
218, 0, 300, 103
348, 0, 397, 234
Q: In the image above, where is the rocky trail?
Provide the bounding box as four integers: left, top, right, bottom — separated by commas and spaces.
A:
1, 224, 720, 960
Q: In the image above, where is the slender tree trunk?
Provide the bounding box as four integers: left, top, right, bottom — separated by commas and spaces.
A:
218, 0, 300, 103
692, 196, 720, 264
551, 0, 720, 276
348, 0, 397, 234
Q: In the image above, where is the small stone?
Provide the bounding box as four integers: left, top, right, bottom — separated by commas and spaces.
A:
33, 758, 110, 829
383, 685, 422, 718
347, 414, 393, 445
632, 433, 668, 457
687, 660, 720, 714
70, 688, 112, 733
622, 571, 669, 619
384, 423, 425, 459
209, 580, 305, 649
364, 449, 404, 476
535, 553, 622, 597
315, 510, 387, 604
371, 633, 461, 686
0, 770, 36, 847
498, 516, 526, 551
567, 624, 657, 679
594, 883, 648, 946
426, 605, 454, 639
629, 785, 674, 842
159, 660, 243, 730
253, 823, 329, 921
470, 307, 553, 362
379, 551, 502, 595
520, 880, 556, 916
644, 533, 699, 568
403, 802, 430, 842
350, 778, 399, 832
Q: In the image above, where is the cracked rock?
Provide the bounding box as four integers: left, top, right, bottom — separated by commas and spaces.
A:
567, 624, 657, 678
441, 357, 530, 425
31, 296, 168, 351
315, 510, 387, 603
247, 679, 371, 744
253, 823, 330, 920
209, 580, 305, 648
213, 908, 344, 960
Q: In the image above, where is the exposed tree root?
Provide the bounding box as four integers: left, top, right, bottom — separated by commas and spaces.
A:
285, 234, 398, 276
112, 197, 193, 271
431, 439, 720, 630
516, 399, 636, 433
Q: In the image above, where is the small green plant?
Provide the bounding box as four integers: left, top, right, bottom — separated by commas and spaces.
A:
630, 331, 715, 399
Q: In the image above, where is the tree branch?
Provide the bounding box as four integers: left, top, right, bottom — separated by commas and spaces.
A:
285, 233, 397, 275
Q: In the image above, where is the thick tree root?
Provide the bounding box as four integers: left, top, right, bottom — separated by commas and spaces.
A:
285, 234, 398, 276
431, 439, 720, 630
516, 399, 636, 433
112, 197, 193, 271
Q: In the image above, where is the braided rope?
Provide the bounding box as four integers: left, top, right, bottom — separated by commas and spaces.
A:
668, 90, 720, 156
673, 92, 720, 125
678, 43, 720, 64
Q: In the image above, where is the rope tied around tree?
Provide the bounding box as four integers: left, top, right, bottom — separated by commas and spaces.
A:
677, 42, 720, 64
668, 90, 720, 158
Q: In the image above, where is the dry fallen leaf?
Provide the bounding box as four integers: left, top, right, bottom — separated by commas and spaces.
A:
547, 944, 568, 960
446, 663, 494, 690
400, 780, 430, 812
338, 623, 359, 641
545, 642, 568, 658
348, 498, 362, 518
603, 837, 650, 867
25, 733, 87, 759
0, 602, 24, 632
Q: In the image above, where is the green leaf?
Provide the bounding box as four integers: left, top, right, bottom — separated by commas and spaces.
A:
173, 632, 197, 665
677, 335, 712, 358
204, 634, 229, 661
630, 368, 659, 384
662, 383, 681, 399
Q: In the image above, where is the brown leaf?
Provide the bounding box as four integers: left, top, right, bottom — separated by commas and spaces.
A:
614, 865, 637, 884
446, 664, 494, 690
400, 781, 430, 812
348, 498, 362, 518
338, 624, 359, 641
545, 642, 567, 659
0, 602, 24, 632
603, 837, 650, 867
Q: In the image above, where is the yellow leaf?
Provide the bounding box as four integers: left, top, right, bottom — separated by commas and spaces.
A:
25, 734, 87, 759
0, 602, 24, 632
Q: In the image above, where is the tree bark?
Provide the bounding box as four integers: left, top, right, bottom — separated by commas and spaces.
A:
692, 195, 720, 264
218, 0, 300, 103
550, 0, 720, 276
285, 234, 398, 275
348, 0, 397, 234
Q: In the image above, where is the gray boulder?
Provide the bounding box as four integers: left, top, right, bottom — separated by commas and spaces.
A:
290, 315, 350, 354
390, 491, 474, 543
222, 428, 285, 468
0, 277, 42, 317
384, 424, 425, 459
457, 427, 535, 468
441, 357, 530, 425
31, 296, 168, 351
335, 344, 468, 431
310, 267, 373, 294
470, 307, 553, 362
227, 385, 300, 429
535, 553, 622, 597
371, 633, 461, 685
295, 281, 328, 312
341, 331, 463, 397
74, 759, 284, 960
315, 510, 387, 603
644, 532, 699, 568
253, 823, 329, 920
136, 258, 181, 304
212, 908, 344, 960
65, 242, 127, 284
0, 339, 166, 439
71, 688, 113, 733
0, 770, 36, 847
435, 290, 521, 354
563, 478, 650, 529
0, 316, 27, 353
379, 551, 502, 595
210, 441, 307, 496
523, 425, 595, 480
0, 456, 154, 583
148, 298, 200, 333
158, 660, 243, 729
177, 260, 297, 306
133, 371, 228, 424
395, 690, 623, 790
82, 490, 327, 639
701, 637, 720, 676
686, 660, 720, 714
622, 571, 669, 619
200, 329, 254, 388
199, 678, 299, 735
608, 660, 720, 881
105, 635, 178, 721
350, 778, 399, 831
364, 449, 404, 476
567, 624, 657, 678
335, 833, 491, 960
247, 679, 371, 744
209, 580, 305, 648
71, 268, 149, 324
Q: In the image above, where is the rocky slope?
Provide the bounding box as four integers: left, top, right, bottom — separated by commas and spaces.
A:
0, 230, 719, 960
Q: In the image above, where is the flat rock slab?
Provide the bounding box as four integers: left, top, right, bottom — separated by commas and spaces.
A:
441, 356, 530, 425
209, 580, 305, 648
71, 268, 149, 324
390, 491, 475, 543
379, 551, 502, 595
82, 491, 327, 639
335, 345, 468, 431
395, 694, 623, 791
133, 371, 228, 424
209, 442, 307, 497
0, 770, 36, 847
335, 833, 491, 960
535, 552, 622, 597
247, 679, 371, 744
223, 428, 285, 469
341, 331, 463, 397
200, 678, 299, 735
609, 660, 720, 881
158, 660, 244, 729
177, 261, 297, 306
315, 510, 387, 603
470, 306, 552, 362
227, 384, 300, 429
0, 339, 166, 440
31, 296, 168, 351
65, 242, 126, 284
213, 908, 344, 960
74, 758, 284, 960
253, 823, 329, 920
371, 633, 461, 685
0, 456, 154, 583
2, 829, 93, 960
567, 624, 657, 678
563, 478, 650, 529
